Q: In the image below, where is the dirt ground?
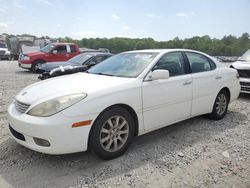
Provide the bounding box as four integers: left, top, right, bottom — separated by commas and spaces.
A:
0, 61, 249, 188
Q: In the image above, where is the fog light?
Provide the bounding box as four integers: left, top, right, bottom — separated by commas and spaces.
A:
33, 137, 51, 147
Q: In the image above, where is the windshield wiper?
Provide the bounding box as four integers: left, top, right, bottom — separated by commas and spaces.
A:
90, 72, 114, 76
96, 73, 114, 76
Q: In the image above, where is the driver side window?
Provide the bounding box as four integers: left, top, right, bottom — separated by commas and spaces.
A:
153, 52, 186, 77
54, 45, 67, 54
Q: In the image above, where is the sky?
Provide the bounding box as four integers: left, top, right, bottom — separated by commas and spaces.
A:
0, 0, 250, 41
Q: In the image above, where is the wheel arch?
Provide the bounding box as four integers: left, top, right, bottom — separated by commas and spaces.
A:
220, 87, 231, 102
31, 59, 46, 72
87, 103, 139, 150
32, 59, 46, 64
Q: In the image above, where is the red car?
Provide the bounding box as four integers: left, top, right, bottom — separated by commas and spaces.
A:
18, 43, 80, 72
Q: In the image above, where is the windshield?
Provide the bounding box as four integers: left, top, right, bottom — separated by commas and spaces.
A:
239, 49, 250, 61
88, 52, 158, 78
0, 43, 7, 48
40, 43, 55, 53
68, 53, 93, 65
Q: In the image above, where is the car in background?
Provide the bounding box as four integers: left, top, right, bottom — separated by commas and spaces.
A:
0, 43, 11, 60
38, 52, 113, 80
8, 49, 240, 159
18, 43, 80, 72
230, 49, 250, 94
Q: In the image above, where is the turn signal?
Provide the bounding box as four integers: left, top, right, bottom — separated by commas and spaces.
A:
72, 120, 92, 128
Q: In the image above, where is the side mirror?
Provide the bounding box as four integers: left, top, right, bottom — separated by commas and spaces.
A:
88, 61, 97, 66
148, 69, 170, 81
52, 50, 58, 54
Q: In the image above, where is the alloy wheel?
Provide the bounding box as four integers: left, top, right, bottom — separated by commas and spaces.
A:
215, 93, 227, 116
99, 115, 129, 152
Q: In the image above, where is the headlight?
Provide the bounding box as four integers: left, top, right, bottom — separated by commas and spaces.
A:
27, 93, 87, 117
5, 51, 10, 55
23, 56, 30, 60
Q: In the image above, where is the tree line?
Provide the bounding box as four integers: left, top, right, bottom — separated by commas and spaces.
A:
59, 33, 250, 56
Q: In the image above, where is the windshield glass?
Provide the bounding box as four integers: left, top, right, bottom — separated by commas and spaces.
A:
68, 53, 93, 65
88, 52, 158, 78
0, 43, 6, 48
239, 49, 250, 61
40, 43, 55, 53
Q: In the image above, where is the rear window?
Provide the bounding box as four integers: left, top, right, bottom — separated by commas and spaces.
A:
186, 52, 215, 73
70, 45, 77, 53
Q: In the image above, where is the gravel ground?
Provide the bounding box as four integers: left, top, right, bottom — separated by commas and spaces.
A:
0, 61, 249, 188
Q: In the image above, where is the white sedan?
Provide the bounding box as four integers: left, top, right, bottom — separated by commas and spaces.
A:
8, 49, 240, 159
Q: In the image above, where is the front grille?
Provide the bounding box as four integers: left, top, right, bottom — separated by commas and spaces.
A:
9, 125, 25, 141
238, 70, 250, 78
241, 86, 250, 92
240, 82, 250, 87
14, 100, 30, 113
0, 50, 5, 55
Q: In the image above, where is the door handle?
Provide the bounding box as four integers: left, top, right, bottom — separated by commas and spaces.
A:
183, 81, 192, 85
215, 76, 222, 80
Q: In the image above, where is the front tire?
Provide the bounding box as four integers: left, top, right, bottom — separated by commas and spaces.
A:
89, 107, 135, 160
208, 90, 229, 120
31, 60, 45, 73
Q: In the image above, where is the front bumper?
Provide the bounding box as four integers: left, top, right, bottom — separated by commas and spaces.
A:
239, 78, 250, 94
7, 103, 97, 154
18, 60, 32, 69
0, 54, 11, 60
38, 71, 53, 80
18, 61, 32, 69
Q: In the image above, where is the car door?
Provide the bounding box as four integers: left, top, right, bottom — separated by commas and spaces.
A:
49, 45, 68, 62
184, 52, 222, 116
142, 52, 193, 131
68, 44, 79, 59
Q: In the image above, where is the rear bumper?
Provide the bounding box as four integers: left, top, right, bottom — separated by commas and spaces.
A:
240, 78, 250, 94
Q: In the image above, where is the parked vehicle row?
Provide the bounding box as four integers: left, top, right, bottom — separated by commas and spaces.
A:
8, 49, 240, 159
0, 34, 56, 60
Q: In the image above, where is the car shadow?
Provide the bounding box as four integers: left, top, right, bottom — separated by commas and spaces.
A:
0, 110, 247, 188
239, 93, 250, 100
14, 70, 37, 75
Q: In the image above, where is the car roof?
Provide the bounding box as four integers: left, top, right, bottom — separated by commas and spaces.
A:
123, 49, 207, 54
51, 43, 76, 45
80, 52, 113, 56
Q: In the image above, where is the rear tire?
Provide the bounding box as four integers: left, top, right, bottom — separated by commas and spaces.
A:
89, 107, 135, 160
31, 60, 45, 73
208, 90, 229, 120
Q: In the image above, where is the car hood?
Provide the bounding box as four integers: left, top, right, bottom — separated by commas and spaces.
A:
15, 73, 133, 105
0, 48, 8, 51
25, 51, 46, 56
39, 61, 71, 71
231, 61, 250, 70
